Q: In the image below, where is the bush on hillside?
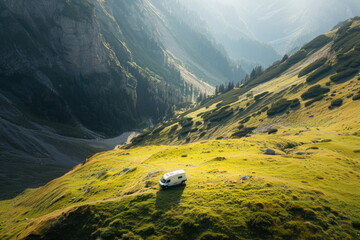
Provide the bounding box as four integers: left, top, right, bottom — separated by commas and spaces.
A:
268, 129, 278, 134
203, 108, 233, 123
232, 127, 256, 138
180, 118, 193, 128
267, 98, 292, 116
169, 125, 178, 133
240, 116, 251, 124
306, 64, 332, 83
298, 57, 327, 77
290, 99, 301, 109
330, 68, 359, 82
254, 91, 269, 101
304, 95, 325, 107
335, 50, 360, 72
330, 98, 343, 108
301, 85, 330, 100
353, 94, 360, 101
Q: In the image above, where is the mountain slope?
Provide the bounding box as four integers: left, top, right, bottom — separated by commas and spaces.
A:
0, 0, 244, 198
0, 16, 359, 240
0, 0, 243, 136
0, 130, 359, 239
128, 16, 360, 146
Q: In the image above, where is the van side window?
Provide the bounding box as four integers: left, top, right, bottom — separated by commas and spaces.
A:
178, 176, 183, 179
166, 180, 171, 183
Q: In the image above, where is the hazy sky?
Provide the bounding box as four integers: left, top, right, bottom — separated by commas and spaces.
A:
181, 0, 360, 53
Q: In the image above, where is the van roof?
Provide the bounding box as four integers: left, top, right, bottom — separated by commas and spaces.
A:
163, 169, 185, 178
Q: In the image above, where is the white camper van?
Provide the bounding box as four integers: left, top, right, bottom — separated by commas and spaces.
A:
159, 169, 187, 188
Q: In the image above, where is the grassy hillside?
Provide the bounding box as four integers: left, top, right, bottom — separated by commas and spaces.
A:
1, 15, 359, 240
0, 131, 359, 239
128, 17, 360, 147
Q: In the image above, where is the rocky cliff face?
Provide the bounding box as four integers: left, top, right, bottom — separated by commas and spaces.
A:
0, 0, 243, 136
0, 0, 243, 197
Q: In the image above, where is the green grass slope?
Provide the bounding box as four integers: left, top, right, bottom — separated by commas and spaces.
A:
1, 15, 360, 240
128, 16, 360, 147
0, 131, 359, 239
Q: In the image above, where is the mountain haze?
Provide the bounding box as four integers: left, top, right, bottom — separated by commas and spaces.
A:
181, 0, 360, 67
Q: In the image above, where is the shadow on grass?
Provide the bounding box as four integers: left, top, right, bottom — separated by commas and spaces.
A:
155, 185, 185, 211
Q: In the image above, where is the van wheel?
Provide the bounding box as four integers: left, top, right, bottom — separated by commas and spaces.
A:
181, 180, 186, 185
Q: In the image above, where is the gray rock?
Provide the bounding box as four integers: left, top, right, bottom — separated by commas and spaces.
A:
263, 148, 276, 155
146, 171, 160, 178
240, 175, 252, 181
296, 151, 307, 155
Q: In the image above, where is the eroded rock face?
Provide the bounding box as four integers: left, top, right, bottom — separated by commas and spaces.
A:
0, 0, 165, 135
0, 0, 244, 136
1, 0, 109, 75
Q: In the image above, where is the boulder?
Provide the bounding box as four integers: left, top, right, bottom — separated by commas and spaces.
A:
240, 175, 252, 181
263, 148, 276, 155
146, 171, 160, 178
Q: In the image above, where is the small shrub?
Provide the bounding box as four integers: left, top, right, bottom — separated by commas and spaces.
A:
262, 106, 269, 112
203, 108, 233, 123
232, 127, 256, 138
212, 157, 226, 161
306, 64, 332, 83
254, 91, 269, 101
307, 147, 319, 150
179, 127, 192, 136
301, 85, 330, 100
352, 220, 360, 230
330, 98, 343, 108
195, 121, 202, 126
268, 129, 278, 134
240, 116, 251, 124
267, 98, 291, 116
305, 95, 324, 107
290, 99, 300, 109
298, 57, 327, 77
169, 125, 178, 133
152, 126, 165, 134
190, 128, 199, 133
330, 68, 359, 82
352, 94, 360, 100
180, 118, 193, 128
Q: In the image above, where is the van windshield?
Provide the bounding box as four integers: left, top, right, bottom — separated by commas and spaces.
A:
160, 178, 166, 183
